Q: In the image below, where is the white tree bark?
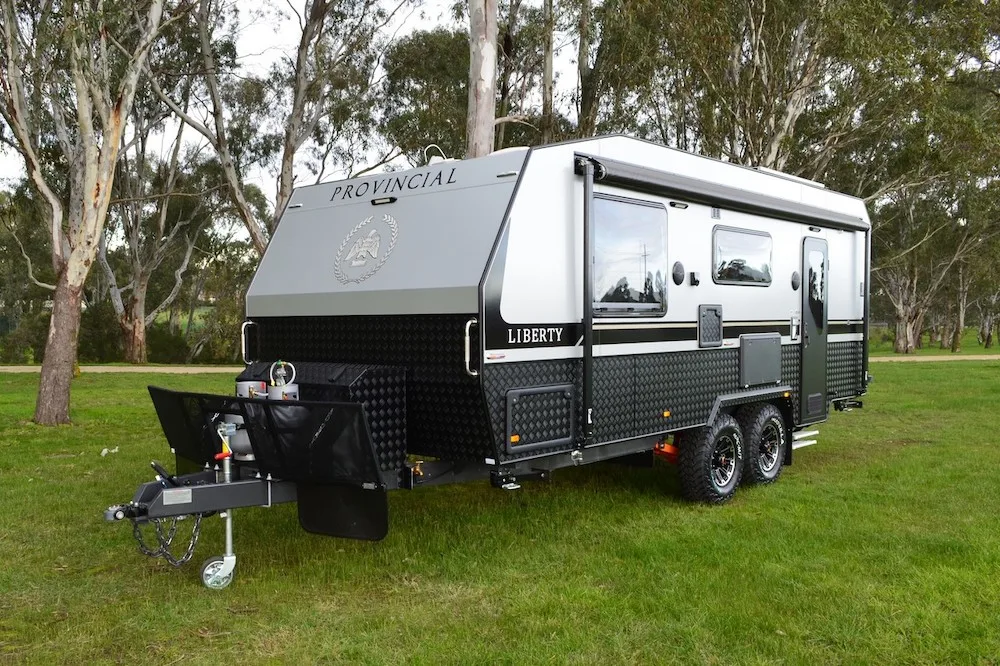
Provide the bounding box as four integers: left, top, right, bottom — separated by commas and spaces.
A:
466, 0, 498, 158
952, 262, 968, 352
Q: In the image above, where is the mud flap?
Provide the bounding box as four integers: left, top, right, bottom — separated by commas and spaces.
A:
296, 483, 388, 540
146, 386, 389, 540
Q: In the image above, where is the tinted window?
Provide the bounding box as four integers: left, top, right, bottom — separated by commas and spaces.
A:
807, 248, 825, 329
713, 227, 772, 285
593, 196, 667, 314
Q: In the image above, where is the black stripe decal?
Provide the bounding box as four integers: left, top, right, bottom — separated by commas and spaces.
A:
724, 324, 791, 337
829, 323, 863, 335
596, 327, 697, 345
486, 321, 862, 349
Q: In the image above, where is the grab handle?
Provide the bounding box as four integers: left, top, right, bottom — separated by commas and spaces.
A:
240, 320, 256, 365
464, 318, 479, 377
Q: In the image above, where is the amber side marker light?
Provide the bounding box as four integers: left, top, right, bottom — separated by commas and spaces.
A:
510, 434, 520, 444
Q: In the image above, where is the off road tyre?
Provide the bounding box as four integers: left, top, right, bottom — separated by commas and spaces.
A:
676, 414, 745, 504
737, 402, 786, 485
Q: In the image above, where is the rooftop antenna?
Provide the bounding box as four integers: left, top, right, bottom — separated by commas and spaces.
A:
424, 144, 451, 166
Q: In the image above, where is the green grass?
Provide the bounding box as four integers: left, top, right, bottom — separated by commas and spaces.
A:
3, 365, 1000, 663
869, 326, 1000, 356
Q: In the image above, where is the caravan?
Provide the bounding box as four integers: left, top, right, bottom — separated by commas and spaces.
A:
106, 135, 871, 589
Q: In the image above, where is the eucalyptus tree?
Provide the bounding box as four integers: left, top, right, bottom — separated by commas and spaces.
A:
148, 0, 408, 256
97, 126, 226, 363
873, 186, 987, 353
382, 28, 471, 164
495, 1, 548, 147
0, 0, 176, 424
383, 1, 550, 164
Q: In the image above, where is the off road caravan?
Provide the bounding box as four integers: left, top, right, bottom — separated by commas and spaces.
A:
105, 135, 871, 589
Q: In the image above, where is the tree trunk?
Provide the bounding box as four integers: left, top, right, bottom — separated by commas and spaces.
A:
495, 70, 510, 149
893, 307, 922, 354
951, 264, 967, 353
33, 271, 84, 424
542, 0, 554, 144
121, 279, 149, 364
893, 319, 908, 353
168, 300, 181, 336
466, 0, 498, 158
122, 315, 148, 364
576, 0, 601, 137
939, 306, 950, 349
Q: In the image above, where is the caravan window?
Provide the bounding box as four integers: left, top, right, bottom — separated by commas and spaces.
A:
712, 227, 772, 285
593, 195, 667, 315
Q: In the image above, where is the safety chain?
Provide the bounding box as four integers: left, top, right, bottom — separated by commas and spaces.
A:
131, 513, 204, 567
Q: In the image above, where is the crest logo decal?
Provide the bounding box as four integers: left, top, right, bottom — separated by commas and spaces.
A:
335, 214, 398, 284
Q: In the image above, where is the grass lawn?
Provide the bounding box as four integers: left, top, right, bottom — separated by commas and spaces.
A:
2, 364, 1000, 663
869, 326, 1000, 356
153, 305, 214, 331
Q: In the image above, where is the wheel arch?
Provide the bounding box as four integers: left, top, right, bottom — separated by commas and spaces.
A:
707, 389, 796, 466
706, 387, 794, 427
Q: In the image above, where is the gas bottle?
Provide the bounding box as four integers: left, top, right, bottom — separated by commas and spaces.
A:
267, 360, 299, 401
227, 379, 267, 460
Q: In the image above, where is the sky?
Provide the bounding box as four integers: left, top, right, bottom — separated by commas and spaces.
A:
0, 0, 581, 210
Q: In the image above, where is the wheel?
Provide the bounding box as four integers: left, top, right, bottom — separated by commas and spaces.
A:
676, 413, 745, 504
737, 403, 786, 485
200, 556, 234, 590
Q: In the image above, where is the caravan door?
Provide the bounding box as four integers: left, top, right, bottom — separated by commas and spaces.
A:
800, 237, 828, 423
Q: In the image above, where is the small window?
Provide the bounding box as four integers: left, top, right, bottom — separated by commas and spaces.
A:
593, 195, 667, 315
713, 227, 772, 285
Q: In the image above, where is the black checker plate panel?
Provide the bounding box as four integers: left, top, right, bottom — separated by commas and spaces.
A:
483, 360, 581, 461
594, 356, 634, 442
485, 344, 805, 462
828, 340, 864, 400
782, 343, 801, 413
508, 386, 573, 448
351, 367, 408, 472
252, 315, 495, 462
641, 348, 739, 430
698, 305, 723, 347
